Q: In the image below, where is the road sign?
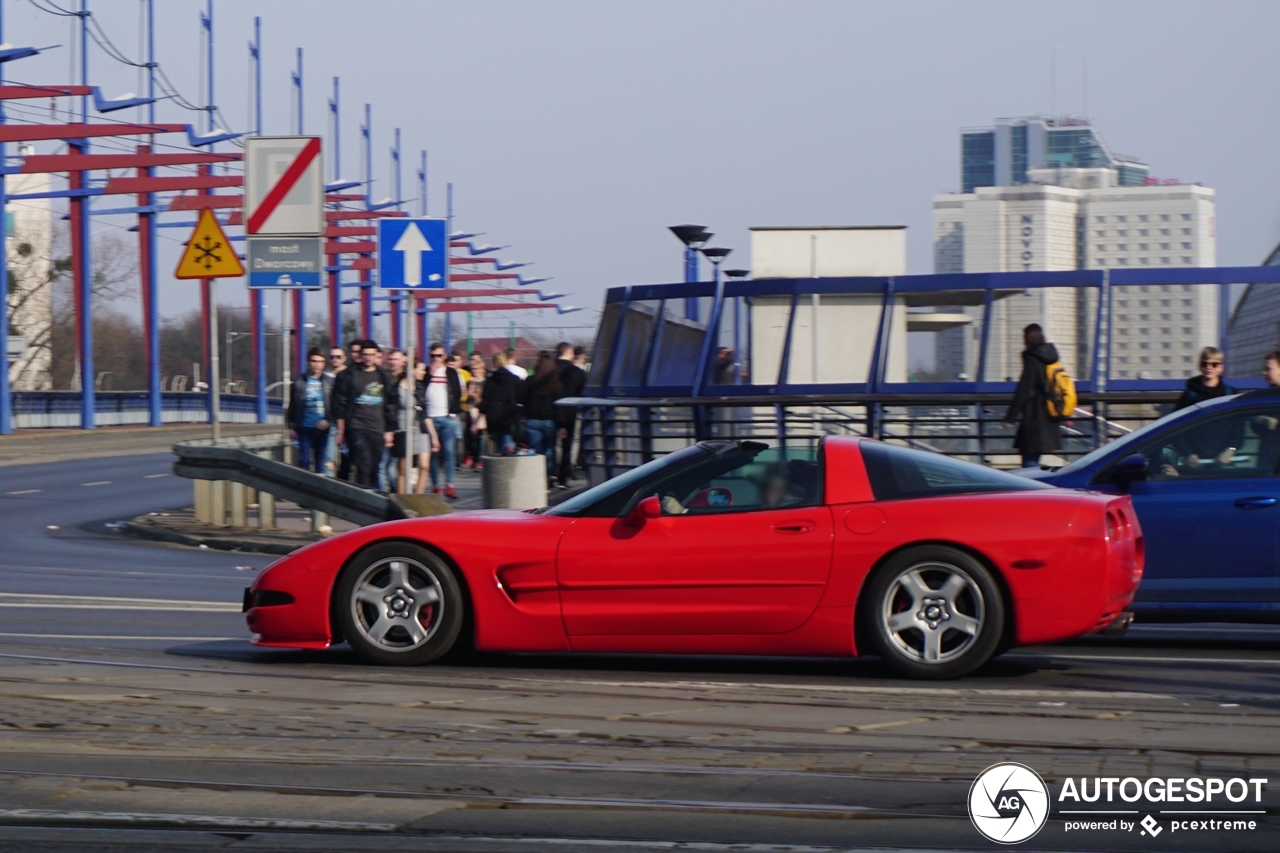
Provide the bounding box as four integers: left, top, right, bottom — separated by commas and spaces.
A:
246, 237, 324, 289
175, 209, 245, 279
244, 136, 323, 236
377, 217, 448, 289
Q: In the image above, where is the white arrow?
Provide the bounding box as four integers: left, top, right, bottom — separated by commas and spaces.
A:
392, 222, 433, 286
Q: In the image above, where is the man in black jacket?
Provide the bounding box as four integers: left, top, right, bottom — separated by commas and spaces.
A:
554, 341, 586, 486
332, 340, 398, 489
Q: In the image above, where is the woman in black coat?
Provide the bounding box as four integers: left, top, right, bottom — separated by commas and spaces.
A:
1003, 323, 1062, 469
479, 351, 522, 455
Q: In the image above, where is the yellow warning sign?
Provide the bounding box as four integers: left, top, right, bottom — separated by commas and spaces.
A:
175, 208, 245, 279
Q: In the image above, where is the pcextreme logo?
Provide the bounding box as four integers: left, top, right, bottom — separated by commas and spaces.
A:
969, 762, 1050, 844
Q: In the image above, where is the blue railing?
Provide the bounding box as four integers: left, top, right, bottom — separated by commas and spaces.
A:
12, 391, 283, 429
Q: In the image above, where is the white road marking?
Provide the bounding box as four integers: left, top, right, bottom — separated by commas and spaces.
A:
1022, 652, 1280, 667
0, 809, 396, 832
80, 481, 111, 487
528, 677, 1172, 700
143, 473, 168, 479
0, 633, 238, 641
5, 489, 40, 495
0, 592, 240, 612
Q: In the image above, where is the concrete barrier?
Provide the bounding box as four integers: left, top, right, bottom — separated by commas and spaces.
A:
481, 454, 548, 509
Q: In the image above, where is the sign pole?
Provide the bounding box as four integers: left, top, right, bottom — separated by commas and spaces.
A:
209, 279, 221, 445
281, 288, 291, 455
404, 293, 415, 491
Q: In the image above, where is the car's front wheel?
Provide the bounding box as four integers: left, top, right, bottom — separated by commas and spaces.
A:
335, 542, 464, 666
862, 545, 1004, 679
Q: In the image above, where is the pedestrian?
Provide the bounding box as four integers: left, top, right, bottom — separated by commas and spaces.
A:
379, 349, 408, 491
448, 352, 471, 472
573, 345, 589, 474
424, 343, 464, 499
334, 340, 363, 481
465, 361, 486, 468
287, 347, 333, 474
324, 346, 348, 476
1002, 323, 1062, 469
332, 340, 398, 489
554, 341, 586, 487
480, 350, 522, 455
504, 346, 529, 380
399, 358, 440, 494
523, 351, 563, 485
325, 346, 346, 379
1174, 346, 1235, 411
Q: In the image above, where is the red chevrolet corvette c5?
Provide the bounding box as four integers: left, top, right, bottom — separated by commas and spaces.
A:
244, 436, 1143, 678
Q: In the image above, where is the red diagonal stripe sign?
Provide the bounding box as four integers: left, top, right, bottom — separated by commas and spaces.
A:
247, 137, 321, 234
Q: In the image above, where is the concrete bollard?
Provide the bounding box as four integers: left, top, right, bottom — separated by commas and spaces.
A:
209, 479, 227, 527
193, 480, 213, 523
481, 454, 548, 509
258, 492, 276, 530
229, 482, 248, 527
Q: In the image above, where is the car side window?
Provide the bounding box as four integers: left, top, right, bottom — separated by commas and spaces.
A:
636, 445, 821, 516
1137, 406, 1280, 481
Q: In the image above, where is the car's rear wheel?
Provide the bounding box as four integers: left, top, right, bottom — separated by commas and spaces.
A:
862, 545, 1004, 679
335, 542, 464, 666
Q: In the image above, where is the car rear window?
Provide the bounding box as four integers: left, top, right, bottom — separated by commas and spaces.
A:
861, 441, 1053, 501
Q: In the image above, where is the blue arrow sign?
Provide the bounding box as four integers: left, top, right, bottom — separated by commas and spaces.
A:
377, 217, 448, 289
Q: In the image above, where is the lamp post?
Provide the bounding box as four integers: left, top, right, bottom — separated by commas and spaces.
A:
668, 224, 711, 321
725, 268, 750, 385
700, 247, 731, 386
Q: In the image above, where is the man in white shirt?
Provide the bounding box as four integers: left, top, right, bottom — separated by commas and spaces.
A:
425, 343, 463, 499
504, 346, 528, 380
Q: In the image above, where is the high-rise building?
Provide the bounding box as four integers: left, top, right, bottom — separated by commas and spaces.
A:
935, 117, 1216, 382
5, 165, 53, 391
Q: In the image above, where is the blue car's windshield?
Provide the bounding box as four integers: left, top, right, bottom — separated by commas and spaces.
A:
1054, 395, 1240, 475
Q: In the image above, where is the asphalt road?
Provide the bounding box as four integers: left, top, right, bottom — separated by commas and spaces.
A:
0, 453, 1279, 852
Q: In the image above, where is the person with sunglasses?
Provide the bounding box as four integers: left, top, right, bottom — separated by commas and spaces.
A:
424, 343, 464, 499
1174, 346, 1235, 411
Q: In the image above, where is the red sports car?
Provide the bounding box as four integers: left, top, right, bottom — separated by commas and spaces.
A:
244, 436, 1143, 678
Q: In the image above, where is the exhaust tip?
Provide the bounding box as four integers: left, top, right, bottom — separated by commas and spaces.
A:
1101, 611, 1135, 638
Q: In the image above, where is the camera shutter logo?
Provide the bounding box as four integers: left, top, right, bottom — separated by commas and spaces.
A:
969, 762, 1050, 844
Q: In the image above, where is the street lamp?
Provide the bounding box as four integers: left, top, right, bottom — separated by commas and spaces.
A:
700, 248, 732, 385
669, 224, 712, 320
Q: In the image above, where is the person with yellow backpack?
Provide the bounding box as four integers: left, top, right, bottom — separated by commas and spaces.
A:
1003, 323, 1075, 469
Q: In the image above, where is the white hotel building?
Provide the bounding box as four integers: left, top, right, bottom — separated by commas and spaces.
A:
932, 117, 1216, 383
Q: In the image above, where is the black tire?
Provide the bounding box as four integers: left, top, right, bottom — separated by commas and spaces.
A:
334, 542, 464, 666
861, 545, 1004, 679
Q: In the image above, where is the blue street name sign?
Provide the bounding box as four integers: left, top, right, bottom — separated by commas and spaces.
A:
377, 217, 448, 289
247, 237, 323, 289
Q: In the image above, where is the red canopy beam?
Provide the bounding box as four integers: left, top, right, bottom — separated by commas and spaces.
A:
449, 272, 520, 282
21, 151, 239, 172
0, 122, 186, 143
0, 85, 92, 99
415, 302, 556, 313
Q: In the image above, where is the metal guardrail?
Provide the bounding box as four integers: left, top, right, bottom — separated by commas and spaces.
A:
561, 390, 1182, 482
13, 391, 283, 428
172, 435, 403, 528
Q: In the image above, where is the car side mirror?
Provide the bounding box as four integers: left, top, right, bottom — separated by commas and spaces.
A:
624, 495, 662, 527
1112, 453, 1149, 488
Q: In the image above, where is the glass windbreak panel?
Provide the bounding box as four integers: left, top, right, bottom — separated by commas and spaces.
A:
709, 295, 748, 386
587, 300, 622, 387
648, 299, 707, 386
747, 295, 793, 386
1108, 283, 1207, 381
637, 442, 822, 516
783, 294, 885, 385
861, 441, 1052, 500
983, 288, 1097, 383
607, 300, 660, 387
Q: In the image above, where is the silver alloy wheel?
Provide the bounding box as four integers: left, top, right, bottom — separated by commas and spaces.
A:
349, 557, 444, 651
880, 561, 985, 664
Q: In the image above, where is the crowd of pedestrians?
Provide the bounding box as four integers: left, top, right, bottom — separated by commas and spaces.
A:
286, 337, 589, 494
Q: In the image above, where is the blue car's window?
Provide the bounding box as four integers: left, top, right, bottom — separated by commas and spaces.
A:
1056, 402, 1214, 475
1132, 407, 1280, 481
862, 441, 1052, 501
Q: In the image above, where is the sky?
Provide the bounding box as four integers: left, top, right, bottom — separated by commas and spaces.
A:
8, 0, 1280, 344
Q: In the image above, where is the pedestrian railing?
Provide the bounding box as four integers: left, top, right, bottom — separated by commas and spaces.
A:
13, 391, 283, 429
562, 390, 1181, 483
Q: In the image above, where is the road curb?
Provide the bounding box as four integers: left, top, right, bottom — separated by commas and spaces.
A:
123, 519, 308, 556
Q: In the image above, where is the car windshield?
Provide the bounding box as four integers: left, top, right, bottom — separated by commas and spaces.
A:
1054, 395, 1240, 475
543, 444, 709, 517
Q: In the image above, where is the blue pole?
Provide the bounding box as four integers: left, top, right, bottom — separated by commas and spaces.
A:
418, 150, 427, 216
77, 0, 94, 429
444, 182, 453, 352
329, 77, 339, 180
251, 16, 267, 423
0, 0, 9, 434
292, 47, 307, 372
143, 0, 160, 426
684, 246, 699, 321
360, 103, 373, 340
388, 128, 401, 349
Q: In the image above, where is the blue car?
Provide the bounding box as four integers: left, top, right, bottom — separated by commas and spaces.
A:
1024, 388, 1280, 621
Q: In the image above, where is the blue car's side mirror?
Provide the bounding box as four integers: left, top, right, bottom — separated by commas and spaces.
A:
1112, 453, 1149, 487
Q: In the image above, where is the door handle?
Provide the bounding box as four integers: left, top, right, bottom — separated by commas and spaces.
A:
773, 520, 816, 534
1234, 496, 1278, 509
